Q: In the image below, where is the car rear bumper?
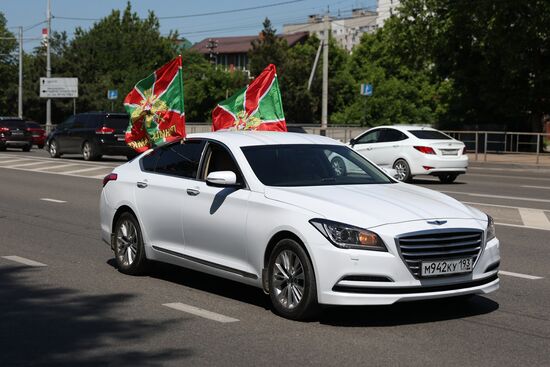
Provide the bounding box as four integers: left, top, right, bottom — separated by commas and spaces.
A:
409, 154, 468, 176
0, 139, 32, 147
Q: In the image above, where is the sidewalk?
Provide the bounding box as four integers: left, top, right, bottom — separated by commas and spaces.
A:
468, 153, 550, 167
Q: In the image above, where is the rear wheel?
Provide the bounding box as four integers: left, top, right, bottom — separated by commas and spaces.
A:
113, 212, 148, 275
0, 145, 6, 151
49, 139, 60, 158
438, 173, 458, 184
268, 239, 318, 320
331, 156, 347, 176
393, 159, 412, 182
82, 141, 101, 161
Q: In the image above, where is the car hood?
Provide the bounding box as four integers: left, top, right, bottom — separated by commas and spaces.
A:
264, 183, 485, 229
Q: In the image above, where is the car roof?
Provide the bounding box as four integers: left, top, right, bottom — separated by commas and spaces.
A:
372, 125, 436, 132
187, 131, 342, 148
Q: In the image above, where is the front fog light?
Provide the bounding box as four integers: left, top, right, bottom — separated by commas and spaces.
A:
310, 218, 387, 251
486, 214, 496, 242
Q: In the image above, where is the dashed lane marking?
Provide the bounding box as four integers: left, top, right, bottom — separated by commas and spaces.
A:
499, 270, 543, 280
521, 185, 550, 190
40, 198, 67, 203
1, 255, 47, 267
518, 208, 550, 229
62, 166, 111, 175
163, 302, 239, 323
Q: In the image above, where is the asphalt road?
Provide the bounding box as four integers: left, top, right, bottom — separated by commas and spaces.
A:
1, 148, 549, 366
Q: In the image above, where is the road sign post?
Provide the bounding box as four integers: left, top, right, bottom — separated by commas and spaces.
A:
108, 89, 118, 112
360, 83, 373, 126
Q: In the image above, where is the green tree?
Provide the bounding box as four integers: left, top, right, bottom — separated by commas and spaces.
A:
248, 18, 288, 77
0, 12, 18, 115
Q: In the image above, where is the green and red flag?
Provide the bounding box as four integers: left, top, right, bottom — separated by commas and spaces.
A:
124, 55, 185, 152
212, 64, 286, 132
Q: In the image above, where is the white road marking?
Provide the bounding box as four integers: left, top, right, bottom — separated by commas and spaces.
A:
62, 166, 110, 175
2, 255, 47, 267
462, 201, 546, 211
0, 158, 28, 165
518, 208, 550, 228
162, 302, 239, 323
441, 190, 550, 203
4, 161, 51, 168
499, 270, 543, 280
31, 163, 81, 171
92, 173, 109, 179
0, 153, 121, 167
495, 222, 550, 231
40, 198, 67, 203
521, 185, 550, 190
466, 173, 550, 182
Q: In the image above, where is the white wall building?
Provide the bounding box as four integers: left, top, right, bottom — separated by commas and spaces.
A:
283, 9, 378, 53
376, 0, 401, 28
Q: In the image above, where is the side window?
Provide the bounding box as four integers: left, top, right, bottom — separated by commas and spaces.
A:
141, 150, 159, 172
357, 129, 382, 144
155, 140, 206, 178
381, 129, 408, 142
58, 115, 75, 130
73, 114, 88, 129
84, 115, 102, 129
202, 142, 244, 184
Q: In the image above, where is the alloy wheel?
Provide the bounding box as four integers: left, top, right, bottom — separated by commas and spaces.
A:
272, 250, 305, 310
49, 141, 57, 157
82, 143, 91, 160
393, 161, 408, 181
116, 219, 138, 266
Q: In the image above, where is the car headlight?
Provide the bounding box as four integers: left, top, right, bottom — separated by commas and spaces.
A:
309, 218, 387, 251
486, 214, 496, 242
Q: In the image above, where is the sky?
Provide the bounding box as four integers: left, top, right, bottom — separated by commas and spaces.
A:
2, 0, 377, 51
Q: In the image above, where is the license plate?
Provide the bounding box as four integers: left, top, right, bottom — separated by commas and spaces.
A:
117, 137, 125, 141
12, 131, 23, 136
441, 149, 458, 156
421, 258, 473, 277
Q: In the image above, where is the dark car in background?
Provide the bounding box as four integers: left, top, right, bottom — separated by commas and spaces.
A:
25, 121, 46, 149
47, 112, 135, 161
0, 117, 33, 152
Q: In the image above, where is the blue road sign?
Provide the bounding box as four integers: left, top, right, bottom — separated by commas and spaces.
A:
360, 83, 373, 96
107, 89, 118, 100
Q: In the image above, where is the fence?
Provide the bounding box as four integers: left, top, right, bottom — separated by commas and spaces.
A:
179, 124, 550, 164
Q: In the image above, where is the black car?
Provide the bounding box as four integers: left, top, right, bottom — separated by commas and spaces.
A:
47, 112, 135, 161
0, 117, 33, 152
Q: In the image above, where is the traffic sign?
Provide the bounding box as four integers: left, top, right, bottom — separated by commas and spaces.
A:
107, 89, 118, 100
360, 83, 373, 96
40, 78, 78, 98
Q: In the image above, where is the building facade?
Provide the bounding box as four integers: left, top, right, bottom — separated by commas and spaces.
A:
283, 8, 378, 53
376, 0, 401, 28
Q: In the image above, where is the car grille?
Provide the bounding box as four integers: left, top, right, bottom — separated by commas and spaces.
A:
396, 229, 484, 277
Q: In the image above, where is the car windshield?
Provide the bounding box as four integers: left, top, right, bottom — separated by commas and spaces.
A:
1, 120, 26, 129
104, 115, 130, 129
242, 144, 394, 187
409, 130, 452, 140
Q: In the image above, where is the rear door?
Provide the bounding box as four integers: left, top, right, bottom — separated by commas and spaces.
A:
352, 129, 383, 163
133, 140, 206, 252
54, 116, 75, 152
378, 128, 409, 165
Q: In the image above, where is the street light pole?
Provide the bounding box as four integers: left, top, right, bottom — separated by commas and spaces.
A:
46, 0, 52, 131
18, 26, 23, 118
321, 12, 329, 136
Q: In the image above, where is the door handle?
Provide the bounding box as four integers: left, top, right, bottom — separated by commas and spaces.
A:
365, 147, 373, 151
393, 145, 400, 148
186, 188, 200, 196
136, 181, 148, 188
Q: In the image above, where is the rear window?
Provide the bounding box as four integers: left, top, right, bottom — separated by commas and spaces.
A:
0, 120, 26, 129
105, 115, 130, 129
409, 130, 452, 140
25, 122, 42, 129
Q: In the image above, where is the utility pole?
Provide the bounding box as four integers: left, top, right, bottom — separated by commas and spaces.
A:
321, 12, 329, 135
18, 26, 23, 118
46, 0, 52, 132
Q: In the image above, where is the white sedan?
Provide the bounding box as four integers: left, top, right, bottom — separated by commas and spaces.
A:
347, 126, 468, 183
100, 131, 499, 320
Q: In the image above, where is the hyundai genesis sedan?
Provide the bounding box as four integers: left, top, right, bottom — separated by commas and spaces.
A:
100, 132, 499, 320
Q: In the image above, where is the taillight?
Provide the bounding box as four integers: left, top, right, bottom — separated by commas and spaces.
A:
102, 173, 117, 187
0, 127, 9, 133
96, 126, 115, 134
414, 146, 436, 155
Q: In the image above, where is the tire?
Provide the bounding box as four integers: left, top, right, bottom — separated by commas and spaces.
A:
0, 145, 6, 151
438, 173, 458, 184
393, 158, 412, 182
82, 141, 101, 161
113, 212, 148, 275
331, 156, 347, 177
22, 144, 31, 152
49, 139, 60, 158
268, 238, 318, 320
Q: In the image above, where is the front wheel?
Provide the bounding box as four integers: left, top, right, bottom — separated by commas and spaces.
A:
82, 141, 101, 161
22, 145, 31, 152
393, 159, 412, 182
268, 239, 318, 320
438, 173, 458, 184
113, 212, 148, 275
331, 156, 347, 176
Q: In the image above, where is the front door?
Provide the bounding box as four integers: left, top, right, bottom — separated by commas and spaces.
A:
181, 141, 253, 276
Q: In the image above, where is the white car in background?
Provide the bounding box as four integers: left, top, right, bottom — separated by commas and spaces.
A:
347, 126, 468, 183
100, 132, 499, 320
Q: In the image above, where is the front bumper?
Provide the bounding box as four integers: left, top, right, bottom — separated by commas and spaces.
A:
312, 218, 500, 305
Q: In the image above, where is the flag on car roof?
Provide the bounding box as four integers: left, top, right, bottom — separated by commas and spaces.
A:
123, 55, 186, 153
212, 64, 287, 132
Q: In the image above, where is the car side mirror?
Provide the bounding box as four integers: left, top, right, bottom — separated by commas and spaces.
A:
381, 167, 399, 180
349, 138, 356, 147
206, 171, 239, 187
